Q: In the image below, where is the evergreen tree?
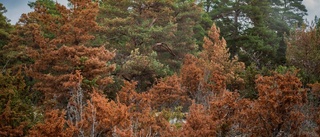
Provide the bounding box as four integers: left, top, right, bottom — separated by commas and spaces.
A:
97, 0, 202, 65
120, 49, 171, 91
239, 0, 280, 67
201, 0, 308, 67
181, 24, 244, 105
4, 0, 115, 108
204, 0, 250, 57
0, 3, 13, 70
244, 72, 307, 136
28, 0, 60, 15
96, 0, 203, 91
270, 0, 307, 27
269, 0, 307, 65
0, 3, 11, 48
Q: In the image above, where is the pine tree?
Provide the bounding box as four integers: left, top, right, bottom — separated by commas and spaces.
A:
204, 0, 250, 57
119, 48, 171, 91
0, 3, 13, 71
239, 0, 281, 67
28, 0, 60, 15
4, 0, 115, 108
201, 0, 308, 67
270, 0, 307, 26
96, 0, 203, 91
0, 3, 11, 48
181, 24, 244, 105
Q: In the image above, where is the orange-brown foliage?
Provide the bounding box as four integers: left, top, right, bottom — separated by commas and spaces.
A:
5, 0, 115, 107
0, 70, 29, 137
6, 0, 100, 63
309, 82, 320, 102
180, 54, 203, 98
148, 74, 190, 110
118, 81, 176, 136
80, 90, 130, 136
4, 7, 317, 135
28, 110, 76, 137
27, 45, 115, 101
118, 81, 150, 108
199, 24, 244, 92
0, 101, 27, 137
181, 91, 250, 136
181, 71, 308, 136
180, 24, 244, 105
180, 102, 217, 137
209, 91, 250, 136
241, 72, 307, 136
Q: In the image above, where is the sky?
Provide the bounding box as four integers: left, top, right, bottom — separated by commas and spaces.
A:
302, 0, 320, 23
0, 0, 319, 25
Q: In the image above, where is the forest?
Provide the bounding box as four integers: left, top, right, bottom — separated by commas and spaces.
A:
1, 0, 320, 136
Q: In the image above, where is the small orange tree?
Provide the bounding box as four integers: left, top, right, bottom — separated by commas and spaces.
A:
240, 72, 307, 136
181, 24, 244, 105
199, 24, 244, 92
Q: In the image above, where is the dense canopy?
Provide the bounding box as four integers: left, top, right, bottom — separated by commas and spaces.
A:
1, 0, 320, 136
